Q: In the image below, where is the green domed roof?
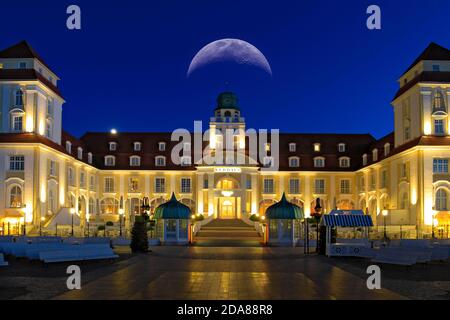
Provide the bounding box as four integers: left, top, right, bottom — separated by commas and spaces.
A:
154, 193, 191, 219
215, 91, 240, 110
266, 193, 304, 220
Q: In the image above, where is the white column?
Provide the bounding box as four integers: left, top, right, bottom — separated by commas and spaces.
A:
304, 176, 311, 217
197, 173, 204, 214
251, 173, 258, 214
208, 173, 214, 216
240, 172, 247, 217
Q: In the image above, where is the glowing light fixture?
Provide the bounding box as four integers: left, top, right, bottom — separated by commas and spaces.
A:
221, 191, 233, 197
118, 208, 124, 215
69, 208, 76, 215
382, 209, 388, 216
110, 128, 117, 134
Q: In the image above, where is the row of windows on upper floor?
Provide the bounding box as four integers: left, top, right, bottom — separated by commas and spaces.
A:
286, 156, 350, 168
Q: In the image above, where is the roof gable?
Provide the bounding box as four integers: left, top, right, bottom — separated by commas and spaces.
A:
402, 42, 450, 76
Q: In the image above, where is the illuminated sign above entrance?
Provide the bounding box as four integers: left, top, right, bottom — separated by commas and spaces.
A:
214, 167, 242, 173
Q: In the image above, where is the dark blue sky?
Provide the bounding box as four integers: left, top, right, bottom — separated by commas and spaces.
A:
1, 0, 450, 138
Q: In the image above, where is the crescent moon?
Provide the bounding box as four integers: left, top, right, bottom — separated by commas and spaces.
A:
187, 38, 272, 77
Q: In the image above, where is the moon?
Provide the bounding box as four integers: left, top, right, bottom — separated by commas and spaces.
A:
187, 38, 272, 77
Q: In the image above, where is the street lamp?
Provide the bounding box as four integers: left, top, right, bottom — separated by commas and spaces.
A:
118, 208, 124, 237
382, 209, 388, 240
313, 198, 323, 253
69, 207, 76, 236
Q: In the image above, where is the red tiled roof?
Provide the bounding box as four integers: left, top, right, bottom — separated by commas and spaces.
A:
0, 69, 63, 99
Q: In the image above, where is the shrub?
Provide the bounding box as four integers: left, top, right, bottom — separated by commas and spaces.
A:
249, 214, 260, 222
130, 215, 149, 253
105, 221, 114, 227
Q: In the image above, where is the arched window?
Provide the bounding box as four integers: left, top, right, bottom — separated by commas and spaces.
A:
289, 156, 300, 168
155, 156, 166, 166
224, 111, 231, 117
436, 189, 448, 211
9, 185, 22, 208
130, 155, 141, 166
433, 91, 446, 112
100, 198, 119, 215
339, 157, 350, 168
400, 192, 409, 210
104, 155, 115, 166
48, 189, 56, 214
10, 110, 24, 132
15, 89, 24, 106
89, 197, 96, 214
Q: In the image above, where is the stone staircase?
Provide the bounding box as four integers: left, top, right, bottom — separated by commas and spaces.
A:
194, 219, 262, 247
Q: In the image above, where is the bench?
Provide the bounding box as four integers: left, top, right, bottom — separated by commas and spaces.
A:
24, 244, 108, 260
0, 253, 8, 266
372, 250, 418, 266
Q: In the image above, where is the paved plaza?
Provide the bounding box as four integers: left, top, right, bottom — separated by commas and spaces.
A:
54, 247, 405, 300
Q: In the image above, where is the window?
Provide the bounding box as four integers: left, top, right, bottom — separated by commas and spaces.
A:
434, 119, 445, 135
433, 91, 445, 111
203, 179, 208, 189
155, 178, 166, 193
47, 98, 53, 116
289, 179, 300, 194
246, 179, 252, 190
340, 179, 351, 194
400, 163, 408, 179
314, 179, 325, 194
66, 141, 72, 154
0, 63, 3, 69
45, 119, 53, 138
400, 192, 409, 210
339, 157, 350, 168
436, 189, 448, 211
49, 160, 57, 177
314, 157, 325, 168
68, 167, 74, 185
89, 197, 95, 214
88, 152, 93, 164
104, 177, 115, 193
80, 172, 86, 188
155, 156, 166, 166
9, 186, 22, 208
105, 156, 115, 166
314, 143, 321, 152
109, 142, 117, 151
130, 156, 141, 166
129, 178, 139, 192
9, 155, 24, 171
263, 156, 273, 167
158, 142, 166, 151
372, 149, 378, 162
181, 178, 192, 193
432, 64, 441, 72
181, 156, 191, 166
370, 173, 376, 190
433, 159, 448, 173
362, 154, 368, 166
289, 143, 296, 152
77, 147, 83, 160
338, 143, 346, 152
14, 89, 24, 106
384, 143, 390, 156
263, 179, 274, 194
90, 176, 95, 189
289, 157, 299, 168
360, 176, 365, 191
381, 170, 387, 188
183, 143, 191, 152
404, 126, 410, 141
12, 114, 23, 132
18, 62, 27, 69
133, 142, 141, 151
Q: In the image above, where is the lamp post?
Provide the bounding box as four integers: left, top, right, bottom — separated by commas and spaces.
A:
40, 217, 45, 236
86, 213, 91, 237
118, 208, 124, 237
382, 209, 388, 240
21, 204, 27, 236
19, 217, 25, 236
69, 207, 76, 236
313, 198, 322, 253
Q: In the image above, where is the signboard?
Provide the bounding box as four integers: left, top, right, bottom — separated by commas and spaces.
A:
214, 167, 241, 173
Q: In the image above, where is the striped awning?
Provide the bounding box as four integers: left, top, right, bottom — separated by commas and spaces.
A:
320, 214, 373, 227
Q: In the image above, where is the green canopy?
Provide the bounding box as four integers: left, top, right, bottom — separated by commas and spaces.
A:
266, 193, 304, 220
154, 193, 191, 219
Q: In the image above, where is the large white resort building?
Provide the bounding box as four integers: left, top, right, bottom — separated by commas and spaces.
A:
0, 40, 450, 238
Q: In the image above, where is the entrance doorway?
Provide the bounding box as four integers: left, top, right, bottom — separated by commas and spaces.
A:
219, 198, 236, 219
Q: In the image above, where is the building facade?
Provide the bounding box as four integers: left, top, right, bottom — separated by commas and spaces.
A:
1, 40, 450, 238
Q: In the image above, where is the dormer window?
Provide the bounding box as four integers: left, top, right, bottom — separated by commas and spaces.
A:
66, 141, 72, 154
338, 143, 346, 152
339, 157, 350, 168
133, 142, 141, 151
289, 157, 300, 168
87, 152, 93, 164
384, 143, 390, 156
432, 64, 440, 72
181, 156, 191, 166
155, 156, 166, 166
314, 143, 321, 152
130, 156, 141, 167
109, 142, 117, 151
18, 62, 27, 69
289, 143, 296, 152
372, 149, 378, 162
105, 155, 115, 166
314, 157, 325, 168
158, 142, 166, 151
362, 154, 368, 166
77, 147, 83, 160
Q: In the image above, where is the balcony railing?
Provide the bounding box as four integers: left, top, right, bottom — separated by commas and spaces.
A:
210, 117, 245, 123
